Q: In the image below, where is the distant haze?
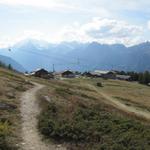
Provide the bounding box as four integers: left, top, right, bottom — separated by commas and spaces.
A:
0, 39, 150, 72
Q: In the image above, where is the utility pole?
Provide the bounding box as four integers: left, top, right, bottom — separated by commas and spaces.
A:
52, 64, 55, 73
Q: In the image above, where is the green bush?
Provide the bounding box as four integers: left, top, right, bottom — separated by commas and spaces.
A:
38, 103, 150, 150
0, 121, 13, 150
96, 82, 103, 87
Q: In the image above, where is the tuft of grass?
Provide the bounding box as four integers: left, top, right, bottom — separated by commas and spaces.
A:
14, 84, 28, 92
0, 121, 13, 150
80, 93, 98, 101
114, 96, 150, 112
55, 87, 73, 97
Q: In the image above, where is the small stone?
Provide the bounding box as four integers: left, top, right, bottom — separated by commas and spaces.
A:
21, 142, 26, 145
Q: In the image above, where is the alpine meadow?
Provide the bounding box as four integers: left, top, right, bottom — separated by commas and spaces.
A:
0, 0, 150, 150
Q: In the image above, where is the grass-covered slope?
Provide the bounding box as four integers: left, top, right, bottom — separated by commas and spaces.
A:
37, 78, 150, 150
0, 67, 32, 150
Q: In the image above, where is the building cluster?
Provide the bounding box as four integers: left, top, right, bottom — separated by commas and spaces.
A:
26, 68, 131, 81
83, 70, 131, 81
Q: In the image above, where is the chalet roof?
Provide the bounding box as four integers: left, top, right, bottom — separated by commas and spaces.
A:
116, 75, 131, 79
94, 70, 110, 74
90, 71, 101, 76
91, 70, 116, 76
35, 68, 48, 72
62, 70, 75, 74
30, 68, 48, 75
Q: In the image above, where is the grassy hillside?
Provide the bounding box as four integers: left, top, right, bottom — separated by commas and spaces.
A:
0, 67, 33, 149
37, 78, 150, 150
82, 78, 150, 113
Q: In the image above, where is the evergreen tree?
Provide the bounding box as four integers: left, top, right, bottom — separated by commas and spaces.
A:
8, 64, 13, 70
143, 71, 150, 84
138, 73, 143, 84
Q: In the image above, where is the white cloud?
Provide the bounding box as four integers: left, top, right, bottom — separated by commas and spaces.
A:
147, 21, 150, 30
57, 18, 143, 46
0, 18, 145, 48
0, 30, 47, 48
0, 0, 57, 8
0, 0, 76, 13
78, 0, 150, 12
0, 0, 110, 16
0, 0, 150, 15
83, 18, 143, 38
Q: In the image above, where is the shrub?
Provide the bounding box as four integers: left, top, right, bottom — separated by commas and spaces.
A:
55, 87, 73, 97
96, 82, 103, 87
0, 121, 12, 150
38, 102, 150, 150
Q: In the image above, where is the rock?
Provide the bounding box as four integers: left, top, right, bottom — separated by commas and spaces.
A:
56, 144, 62, 149
43, 96, 51, 102
0, 102, 17, 110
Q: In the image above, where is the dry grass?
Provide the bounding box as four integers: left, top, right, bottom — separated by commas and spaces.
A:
0, 67, 33, 149
2, 69, 150, 149
65, 78, 150, 111
36, 78, 103, 107
35, 77, 150, 118
37, 77, 150, 149
92, 79, 150, 109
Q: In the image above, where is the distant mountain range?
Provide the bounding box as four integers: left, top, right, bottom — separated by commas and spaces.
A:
0, 39, 150, 72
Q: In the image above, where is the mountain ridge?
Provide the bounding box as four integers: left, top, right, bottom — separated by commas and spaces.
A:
0, 39, 150, 72
0, 54, 26, 72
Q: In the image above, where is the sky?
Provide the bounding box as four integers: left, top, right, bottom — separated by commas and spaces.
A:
0, 0, 150, 47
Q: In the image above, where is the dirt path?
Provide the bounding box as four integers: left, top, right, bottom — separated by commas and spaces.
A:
100, 91, 150, 120
89, 85, 150, 120
20, 82, 66, 150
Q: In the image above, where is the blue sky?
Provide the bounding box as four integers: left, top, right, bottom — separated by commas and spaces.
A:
0, 0, 150, 47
